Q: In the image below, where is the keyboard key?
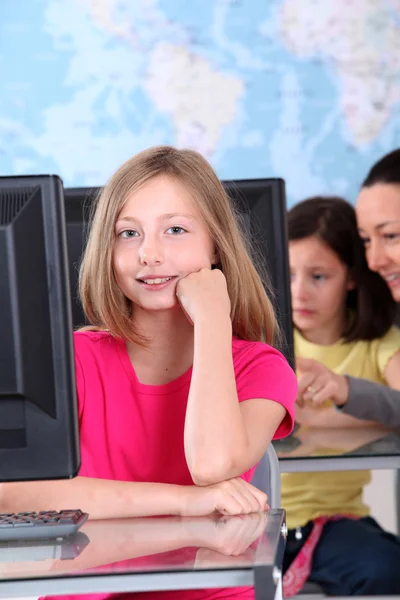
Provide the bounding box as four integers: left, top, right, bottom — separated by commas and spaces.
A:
0, 510, 88, 542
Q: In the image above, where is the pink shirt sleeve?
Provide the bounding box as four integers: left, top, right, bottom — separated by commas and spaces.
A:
234, 342, 297, 439
74, 345, 86, 423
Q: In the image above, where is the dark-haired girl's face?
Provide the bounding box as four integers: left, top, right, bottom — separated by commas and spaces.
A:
356, 183, 400, 302
289, 236, 354, 345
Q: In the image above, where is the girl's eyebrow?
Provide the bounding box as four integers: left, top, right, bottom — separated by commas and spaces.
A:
290, 264, 330, 271
159, 213, 197, 221
116, 213, 197, 223
116, 216, 137, 223
304, 264, 330, 271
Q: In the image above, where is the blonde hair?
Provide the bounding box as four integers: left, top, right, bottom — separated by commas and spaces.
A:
79, 146, 279, 345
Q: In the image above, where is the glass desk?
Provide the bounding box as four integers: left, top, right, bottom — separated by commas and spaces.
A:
274, 424, 400, 472
0, 510, 286, 599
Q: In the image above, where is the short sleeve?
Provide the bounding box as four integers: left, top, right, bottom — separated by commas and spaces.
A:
73, 335, 86, 422
233, 341, 297, 439
377, 326, 400, 380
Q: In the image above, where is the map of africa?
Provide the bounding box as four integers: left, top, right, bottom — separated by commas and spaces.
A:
1, 0, 400, 206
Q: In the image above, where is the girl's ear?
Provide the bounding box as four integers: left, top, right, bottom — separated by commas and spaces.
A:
346, 274, 357, 291
211, 248, 220, 266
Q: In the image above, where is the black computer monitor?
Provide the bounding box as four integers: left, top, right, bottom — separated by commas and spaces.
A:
0, 175, 80, 482
64, 180, 294, 367
225, 180, 294, 368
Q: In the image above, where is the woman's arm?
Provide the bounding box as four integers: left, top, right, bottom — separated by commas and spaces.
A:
338, 351, 400, 426
294, 403, 383, 429
296, 357, 400, 428
340, 376, 400, 427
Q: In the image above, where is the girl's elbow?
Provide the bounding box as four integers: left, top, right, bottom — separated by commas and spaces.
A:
189, 457, 237, 486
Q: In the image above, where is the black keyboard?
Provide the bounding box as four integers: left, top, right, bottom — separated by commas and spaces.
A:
0, 509, 89, 541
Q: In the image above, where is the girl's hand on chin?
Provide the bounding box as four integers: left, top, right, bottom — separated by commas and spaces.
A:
176, 268, 231, 325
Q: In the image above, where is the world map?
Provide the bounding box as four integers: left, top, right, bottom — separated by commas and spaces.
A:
1, 0, 400, 206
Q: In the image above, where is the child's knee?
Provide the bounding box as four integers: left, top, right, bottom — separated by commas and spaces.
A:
354, 546, 400, 594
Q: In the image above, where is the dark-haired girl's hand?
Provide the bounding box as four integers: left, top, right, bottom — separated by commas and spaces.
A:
176, 268, 231, 326
296, 357, 349, 408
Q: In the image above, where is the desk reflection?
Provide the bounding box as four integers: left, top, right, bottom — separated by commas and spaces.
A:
0, 512, 275, 581
275, 422, 400, 471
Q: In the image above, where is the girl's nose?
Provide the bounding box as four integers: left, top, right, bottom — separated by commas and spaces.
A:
139, 240, 164, 266
291, 277, 309, 302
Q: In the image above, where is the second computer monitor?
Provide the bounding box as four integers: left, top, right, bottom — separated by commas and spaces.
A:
64, 179, 294, 367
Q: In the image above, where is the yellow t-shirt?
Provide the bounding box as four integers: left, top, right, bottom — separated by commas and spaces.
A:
282, 325, 400, 530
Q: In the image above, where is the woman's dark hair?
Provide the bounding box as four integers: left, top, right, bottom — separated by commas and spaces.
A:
362, 148, 400, 187
287, 196, 396, 342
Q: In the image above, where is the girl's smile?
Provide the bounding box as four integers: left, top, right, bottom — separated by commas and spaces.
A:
136, 274, 178, 291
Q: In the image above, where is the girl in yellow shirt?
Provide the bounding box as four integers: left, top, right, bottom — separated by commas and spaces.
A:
285, 196, 400, 595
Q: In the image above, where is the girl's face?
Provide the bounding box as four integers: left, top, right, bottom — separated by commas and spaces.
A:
289, 236, 354, 344
356, 183, 400, 302
113, 175, 216, 313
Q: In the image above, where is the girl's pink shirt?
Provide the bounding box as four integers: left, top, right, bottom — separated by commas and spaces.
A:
45, 330, 296, 600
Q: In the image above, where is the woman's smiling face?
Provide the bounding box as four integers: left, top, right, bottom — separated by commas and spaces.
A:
356, 183, 400, 301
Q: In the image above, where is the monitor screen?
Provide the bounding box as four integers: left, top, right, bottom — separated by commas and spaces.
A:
64, 179, 294, 367
0, 175, 80, 482
224, 179, 294, 368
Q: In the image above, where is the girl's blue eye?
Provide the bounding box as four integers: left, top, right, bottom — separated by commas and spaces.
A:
313, 273, 326, 281
360, 237, 370, 247
120, 230, 138, 238
166, 226, 186, 235
384, 233, 400, 241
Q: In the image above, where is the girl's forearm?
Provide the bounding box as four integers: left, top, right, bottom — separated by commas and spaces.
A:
0, 476, 189, 520
184, 316, 248, 485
